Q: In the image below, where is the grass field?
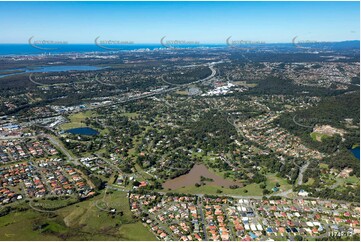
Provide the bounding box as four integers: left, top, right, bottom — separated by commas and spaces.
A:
310, 132, 330, 142
166, 182, 262, 196
31, 196, 79, 210
305, 177, 315, 186
118, 222, 157, 241
162, 152, 292, 196
319, 163, 329, 169
336, 175, 360, 187
195, 155, 292, 196
0, 210, 60, 240
121, 112, 139, 118
0, 191, 157, 241
265, 173, 292, 191
60, 111, 95, 130
165, 173, 292, 197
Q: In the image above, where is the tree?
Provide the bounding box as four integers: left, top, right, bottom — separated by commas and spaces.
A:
262, 189, 270, 195
294, 235, 303, 241
154, 181, 163, 189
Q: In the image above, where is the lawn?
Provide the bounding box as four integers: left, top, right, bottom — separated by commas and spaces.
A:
265, 173, 292, 192
60, 111, 95, 130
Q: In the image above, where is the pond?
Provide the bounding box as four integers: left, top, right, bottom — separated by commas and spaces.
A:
65, 127, 99, 136
162, 164, 242, 190
350, 146, 360, 160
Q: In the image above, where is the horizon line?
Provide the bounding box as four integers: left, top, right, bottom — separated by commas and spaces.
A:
0, 40, 360, 45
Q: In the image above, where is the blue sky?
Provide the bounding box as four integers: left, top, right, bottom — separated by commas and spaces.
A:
0, 1, 359, 44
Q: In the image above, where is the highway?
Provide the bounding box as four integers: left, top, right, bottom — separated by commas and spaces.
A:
86, 63, 217, 111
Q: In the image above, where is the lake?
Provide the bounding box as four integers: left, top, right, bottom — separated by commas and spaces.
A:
163, 164, 242, 190
28, 65, 103, 72
351, 147, 360, 160
0, 65, 104, 78
65, 127, 99, 136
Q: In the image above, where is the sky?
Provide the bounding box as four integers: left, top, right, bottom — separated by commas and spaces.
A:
0, 1, 359, 44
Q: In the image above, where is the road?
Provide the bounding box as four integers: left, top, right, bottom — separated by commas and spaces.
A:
297, 161, 310, 186
0, 135, 37, 140
0, 132, 80, 166
226, 116, 245, 137
85, 63, 217, 111
44, 134, 80, 166
8, 62, 217, 167
28, 200, 56, 213
197, 196, 208, 240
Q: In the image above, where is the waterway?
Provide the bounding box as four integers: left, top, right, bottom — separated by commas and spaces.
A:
0, 65, 104, 78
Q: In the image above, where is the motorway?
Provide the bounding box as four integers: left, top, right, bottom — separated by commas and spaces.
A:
85, 62, 218, 111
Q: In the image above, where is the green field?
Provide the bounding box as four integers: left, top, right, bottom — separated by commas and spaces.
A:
336, 175, 360, 188
319, 163, 329, 169
119, 222, 157, 241
165, 173, 292, 197
121, 112, 139, 118
310, 132, 330, 142
0, 191, 157, 241
60, 111, 95, 130
166, 182, 263, 196
192, 155, 293, 196
0, 210, 60, 241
